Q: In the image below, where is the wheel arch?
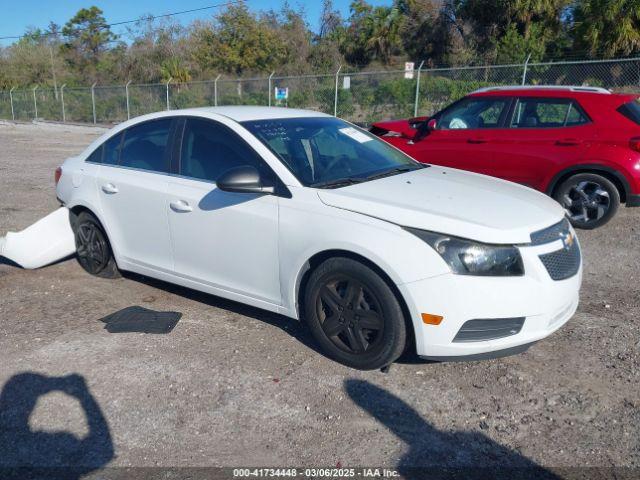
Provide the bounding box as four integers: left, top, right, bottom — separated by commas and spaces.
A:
294, 249, 416, 355
546, 164, 630, 203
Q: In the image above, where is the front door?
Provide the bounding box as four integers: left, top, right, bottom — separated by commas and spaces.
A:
167, 118, 281, 305
407, 96, 512, 178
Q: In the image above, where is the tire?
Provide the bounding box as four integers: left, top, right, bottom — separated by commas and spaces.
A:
72, 211, 120, 278
553, 173, 620, 229
303, 257, 407, 370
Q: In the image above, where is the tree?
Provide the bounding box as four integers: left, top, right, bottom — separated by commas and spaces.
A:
398, 0, 445, 63
365, 6, 403, 62
190, 4, 288, 75
319, 0, 342, 38
61, 7, 118, 80
572, 0, 640, 57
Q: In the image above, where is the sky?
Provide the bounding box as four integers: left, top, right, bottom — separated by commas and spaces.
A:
0, 0, 392, 45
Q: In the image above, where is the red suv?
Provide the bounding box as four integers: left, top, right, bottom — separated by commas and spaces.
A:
371, 86, 640, 229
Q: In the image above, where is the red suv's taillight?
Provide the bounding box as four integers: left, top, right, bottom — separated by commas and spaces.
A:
630, 137, 640, 152
54, 166, 62, 185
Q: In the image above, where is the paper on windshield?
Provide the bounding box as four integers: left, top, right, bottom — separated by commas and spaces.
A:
338, 127, 372, 143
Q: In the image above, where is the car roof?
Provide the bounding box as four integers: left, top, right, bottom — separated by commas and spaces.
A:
170, 106, 333, 122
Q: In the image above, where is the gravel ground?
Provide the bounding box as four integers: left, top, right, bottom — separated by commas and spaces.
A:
0, 121, 638, 479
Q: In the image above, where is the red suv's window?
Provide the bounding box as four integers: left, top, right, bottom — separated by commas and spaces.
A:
617, 98, 640, 125
510, 98, 589, 128
437, 97, 510, 129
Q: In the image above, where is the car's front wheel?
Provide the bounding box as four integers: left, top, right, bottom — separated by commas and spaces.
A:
553, 173, 620, 229
304, 257, 407, 370
72, 211, 120, 278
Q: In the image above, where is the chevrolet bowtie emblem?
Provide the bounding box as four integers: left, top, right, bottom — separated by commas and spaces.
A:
560, 231, 574, 250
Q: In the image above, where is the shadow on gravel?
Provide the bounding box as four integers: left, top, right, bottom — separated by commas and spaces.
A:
99, 306, 182, 334
122, 271, 323, 355
345, 379, 560, 480
0, 372, 114, 480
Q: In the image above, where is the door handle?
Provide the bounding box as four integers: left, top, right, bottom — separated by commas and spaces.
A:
467, 138, 488, 144
101, 183, 119, 194
555, 138, 580, 146
170, 200, 193, 213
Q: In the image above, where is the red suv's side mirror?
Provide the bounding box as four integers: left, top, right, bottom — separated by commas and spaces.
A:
427, 118, 437, 131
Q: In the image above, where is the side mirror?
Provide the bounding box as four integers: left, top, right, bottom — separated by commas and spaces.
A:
412, 118, 437, 143
216, 165, 274, 195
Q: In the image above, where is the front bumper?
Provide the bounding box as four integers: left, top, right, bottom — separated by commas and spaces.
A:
398, 238, 582, 360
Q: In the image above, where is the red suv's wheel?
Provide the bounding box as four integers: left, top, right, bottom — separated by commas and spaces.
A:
553, 173, 620, 229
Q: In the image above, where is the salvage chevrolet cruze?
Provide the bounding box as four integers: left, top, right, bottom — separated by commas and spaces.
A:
55, 107, 582, 370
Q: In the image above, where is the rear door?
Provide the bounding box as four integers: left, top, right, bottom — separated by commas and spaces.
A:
405, 96, 512, 177
492, 97, 592, 189
96, 118, 176, 273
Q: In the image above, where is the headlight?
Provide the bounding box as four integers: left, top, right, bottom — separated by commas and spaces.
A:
406, 228, 524, 276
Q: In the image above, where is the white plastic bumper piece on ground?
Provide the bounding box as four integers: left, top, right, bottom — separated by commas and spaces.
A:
0, 207, 75, 269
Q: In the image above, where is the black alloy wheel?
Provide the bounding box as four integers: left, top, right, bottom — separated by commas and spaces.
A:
304, 257, 406, 370
316, 275, 385, 354
73, 211, 120, 278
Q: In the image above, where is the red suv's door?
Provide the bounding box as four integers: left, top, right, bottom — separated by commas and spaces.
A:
404, 96, 512, 177
490, 97, 593, 190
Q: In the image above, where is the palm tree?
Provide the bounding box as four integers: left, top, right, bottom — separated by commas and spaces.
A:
365, 6, 402, 63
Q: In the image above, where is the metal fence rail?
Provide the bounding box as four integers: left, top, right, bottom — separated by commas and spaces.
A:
2, 56, 640, 125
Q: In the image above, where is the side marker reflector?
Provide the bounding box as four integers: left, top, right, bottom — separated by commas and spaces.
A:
422, 313, 444, 325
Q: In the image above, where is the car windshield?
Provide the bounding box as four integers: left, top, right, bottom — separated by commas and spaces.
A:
241, 117, 425, 188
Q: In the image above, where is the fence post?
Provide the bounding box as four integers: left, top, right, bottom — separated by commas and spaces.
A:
32, 85, 39, 120
60, 84, 66, 122
268, 72, 275, 107
9, 87, 16, 121
214, 74, 221, 107
414, 60, 425, 117
125, 80, 132, 120
91, 83, 97, 124
521, 53, 532, 85
166, 77, 172, 111
334, 65, 342, 117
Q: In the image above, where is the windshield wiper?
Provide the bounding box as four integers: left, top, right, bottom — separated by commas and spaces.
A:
310, 177, 363, 189
311, 164, 427, 189
358, 164, 427, 182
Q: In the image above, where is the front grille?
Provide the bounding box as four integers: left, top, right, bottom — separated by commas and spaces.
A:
539, 243, 581, 280
530, 218, 571, 245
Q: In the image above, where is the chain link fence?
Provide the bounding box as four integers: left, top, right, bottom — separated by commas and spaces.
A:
2, 57, 640, 126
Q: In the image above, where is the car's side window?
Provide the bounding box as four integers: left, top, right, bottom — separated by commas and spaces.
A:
438, 98, 509, 130
119, 119, 172, 173
85, 145, 103, 164
179, 118, 272, 183
103, 132, 124, 165
510, 98, 589, 128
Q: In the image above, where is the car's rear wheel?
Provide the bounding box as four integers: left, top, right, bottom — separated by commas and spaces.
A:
304, 257, 407, 370
73, 211, 120, 278
553, 173, 620, 229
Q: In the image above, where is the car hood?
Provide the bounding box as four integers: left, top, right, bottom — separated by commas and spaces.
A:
317, 166, 565, 244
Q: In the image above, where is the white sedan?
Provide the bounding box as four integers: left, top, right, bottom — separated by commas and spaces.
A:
54, 107, 582, 370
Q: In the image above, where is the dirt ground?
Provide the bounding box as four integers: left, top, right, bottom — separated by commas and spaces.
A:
0, 121, 638, 479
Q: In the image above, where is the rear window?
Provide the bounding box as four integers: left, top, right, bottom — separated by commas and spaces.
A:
617, 99, 640, 125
